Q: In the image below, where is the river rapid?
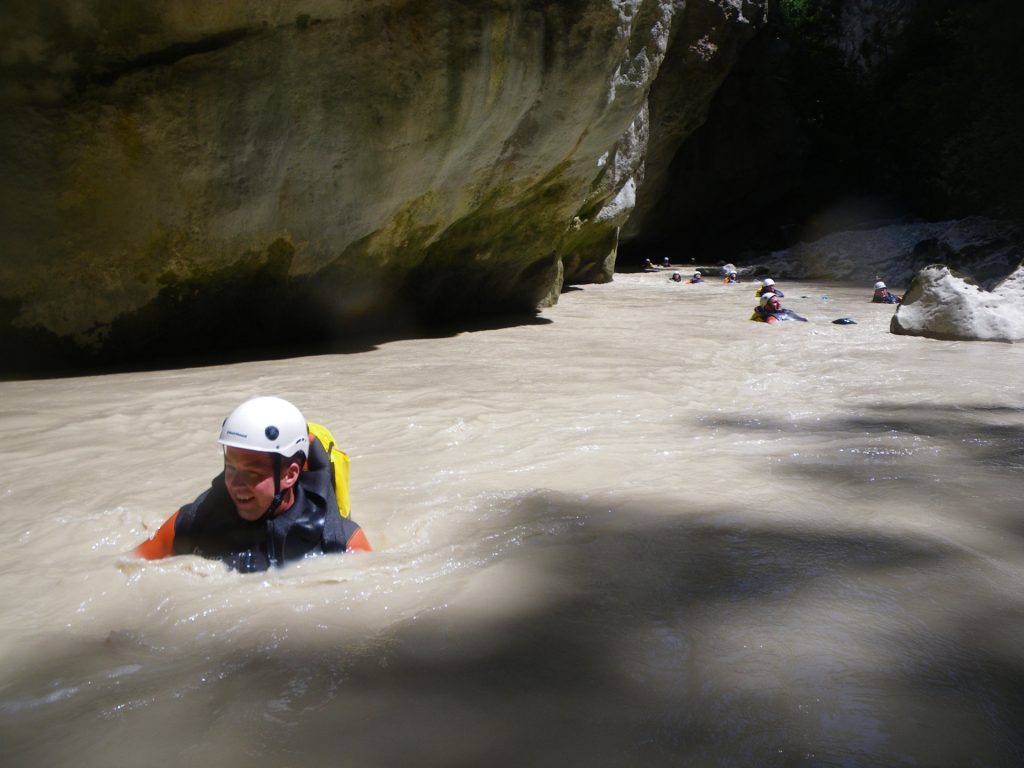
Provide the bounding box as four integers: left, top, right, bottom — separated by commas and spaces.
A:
1, 273, 1023, 767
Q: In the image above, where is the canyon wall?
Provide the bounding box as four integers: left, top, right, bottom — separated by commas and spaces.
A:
0, 0, 765, 370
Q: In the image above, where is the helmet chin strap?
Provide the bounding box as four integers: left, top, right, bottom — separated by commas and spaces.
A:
263, 454, 284, 519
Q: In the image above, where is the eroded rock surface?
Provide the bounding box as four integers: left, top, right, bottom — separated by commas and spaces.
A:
0, 0, 765, 369
890, 264, 1024, 343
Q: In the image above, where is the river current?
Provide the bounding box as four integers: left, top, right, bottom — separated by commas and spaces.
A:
1, 273, 1022, 767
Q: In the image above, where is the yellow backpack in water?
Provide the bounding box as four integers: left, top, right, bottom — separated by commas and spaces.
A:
307, 422, 352, 518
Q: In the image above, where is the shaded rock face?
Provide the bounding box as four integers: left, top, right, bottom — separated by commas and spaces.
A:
621, 0, 765, 248
891, 264, 1024, 343
835, 0, 916, 77
760, 217, 1024, 290
0, 0, 765, 371
623, 0, 1024, 262
622, 23, 799, 256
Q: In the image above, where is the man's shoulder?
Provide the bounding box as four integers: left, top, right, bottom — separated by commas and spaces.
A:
322, 511, 363, 551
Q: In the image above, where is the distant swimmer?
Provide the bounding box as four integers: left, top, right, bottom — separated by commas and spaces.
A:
133, 396, 371, 572
662, 257, 671, 267
723, 270, 739, 284
751, 292, 807, 323
642, 258, 656, 271
872, 281, 902, 304
670, 270, 683, 282
756, 278, 784, 298
689, 271, 704, 284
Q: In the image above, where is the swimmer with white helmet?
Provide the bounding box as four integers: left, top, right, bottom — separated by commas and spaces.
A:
872, 280, 902, 304
756, 277, 784, 298
133, 396, 371, 571
751, 292, 807, 324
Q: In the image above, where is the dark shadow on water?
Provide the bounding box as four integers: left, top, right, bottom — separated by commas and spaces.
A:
702, 402, 1024, 474
0, 312, 554, 383
697, 403, 1024, 568
2, 493, 1023, 768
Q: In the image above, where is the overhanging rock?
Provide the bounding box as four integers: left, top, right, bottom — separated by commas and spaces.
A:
0, 1, 765, 369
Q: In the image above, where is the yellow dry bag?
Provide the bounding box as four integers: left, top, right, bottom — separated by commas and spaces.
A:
307, 422, 352, 518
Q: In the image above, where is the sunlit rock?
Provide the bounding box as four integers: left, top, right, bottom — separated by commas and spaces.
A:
0, 0, 765, 369
890, 264, 1024, 343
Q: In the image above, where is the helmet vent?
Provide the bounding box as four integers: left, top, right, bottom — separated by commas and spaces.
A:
265, 426, 280, 441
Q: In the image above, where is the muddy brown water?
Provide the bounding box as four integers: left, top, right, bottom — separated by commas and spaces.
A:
1, 274, 1022, 767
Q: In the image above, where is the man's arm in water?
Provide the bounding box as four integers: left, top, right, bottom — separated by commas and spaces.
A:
346, 527, 372, 552
133, 511, 180, 559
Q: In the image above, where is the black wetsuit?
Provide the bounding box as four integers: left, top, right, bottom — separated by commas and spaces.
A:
753, 306, 808, 322
172, 439, 364, 573
872, 293, 900, 304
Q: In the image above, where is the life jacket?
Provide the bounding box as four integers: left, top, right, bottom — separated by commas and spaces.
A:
773, 308, 807, 322
306, 422, 352, 518
751, 306, 807, 322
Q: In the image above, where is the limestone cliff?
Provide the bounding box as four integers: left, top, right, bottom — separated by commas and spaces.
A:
0, 0, 765, 370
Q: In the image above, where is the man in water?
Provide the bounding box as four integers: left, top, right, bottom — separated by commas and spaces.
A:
751, 292, 807, 323
689, 271, 704, 284
756, 277, 783, 298
872, 281, 902, 304
724, 270, 739, 284
670, 270, 683, 282
133, 396, 370, 572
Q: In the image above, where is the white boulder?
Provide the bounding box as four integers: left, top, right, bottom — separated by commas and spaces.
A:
890, 264, 1024, 342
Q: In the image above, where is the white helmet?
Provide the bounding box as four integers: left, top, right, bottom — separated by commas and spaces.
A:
218, 396, 309, 459
763, 278, 775, 286
874, 281, 886, 290
759, 292, 778, 308
694, 271, 701, 277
